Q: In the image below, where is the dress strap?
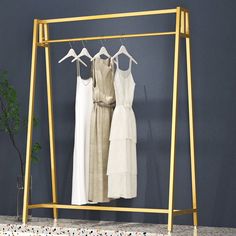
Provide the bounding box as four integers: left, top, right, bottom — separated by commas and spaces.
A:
76, 59, 81, 78
91, 58, 96, 88
128, 58, 132, 71
108, 57, 112, 67
116, 56, 120, 69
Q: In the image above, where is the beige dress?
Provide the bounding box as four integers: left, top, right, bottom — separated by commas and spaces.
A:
88, 58, 115, 203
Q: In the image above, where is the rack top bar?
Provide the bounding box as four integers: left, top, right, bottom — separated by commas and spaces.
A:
38, 8, 178, 24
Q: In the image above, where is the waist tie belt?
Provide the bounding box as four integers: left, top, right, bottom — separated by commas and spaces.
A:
94, 100, 116, 108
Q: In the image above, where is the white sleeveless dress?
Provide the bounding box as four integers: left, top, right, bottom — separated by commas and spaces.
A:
107, 58, 137, 199
72, 62, 93, 205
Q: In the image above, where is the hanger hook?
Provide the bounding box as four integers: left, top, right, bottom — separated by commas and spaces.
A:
82, 40, 85, 48
119, 38, 124, 45
69, 42, 73, 49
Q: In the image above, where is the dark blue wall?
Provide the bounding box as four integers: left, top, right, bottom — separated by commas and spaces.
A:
0, 0, 236, 228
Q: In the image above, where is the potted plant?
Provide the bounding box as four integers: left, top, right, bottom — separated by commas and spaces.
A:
0, 70, 41, 220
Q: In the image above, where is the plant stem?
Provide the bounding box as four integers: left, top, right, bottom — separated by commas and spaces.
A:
8, 130, 25, 178
0, 97, 24, 177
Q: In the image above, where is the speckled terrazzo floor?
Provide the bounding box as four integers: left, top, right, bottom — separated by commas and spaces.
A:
0, 216, 236, 236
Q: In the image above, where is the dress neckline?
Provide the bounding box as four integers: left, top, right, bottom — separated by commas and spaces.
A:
117, 67, 131, 79
115, 56, 133, 79
96, 57, 112, 68
78, 76, 92, 86
115, 68, 136, 86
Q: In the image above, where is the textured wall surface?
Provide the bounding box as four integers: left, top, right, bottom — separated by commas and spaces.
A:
0, 0, 236, 228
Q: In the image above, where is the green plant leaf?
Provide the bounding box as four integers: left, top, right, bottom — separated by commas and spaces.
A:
33, 116, 39, 128
31, 155, 39, 163
31, 142, 42, 163
32, 142, 42, 153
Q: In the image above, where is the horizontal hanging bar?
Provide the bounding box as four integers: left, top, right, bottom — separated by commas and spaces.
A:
29, 203, 169, 214
28, 203, 196, 216
38, 8, 177, 24
39, 31, 176, 45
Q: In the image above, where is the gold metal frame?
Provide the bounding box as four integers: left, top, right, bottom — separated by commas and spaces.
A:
22, 7, 198, 233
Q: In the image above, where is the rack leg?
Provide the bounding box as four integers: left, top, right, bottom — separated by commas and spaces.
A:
22, 19, 39, 224
43, 23, 58, 220
167, 7, 181, 233
185, 12, 198, 227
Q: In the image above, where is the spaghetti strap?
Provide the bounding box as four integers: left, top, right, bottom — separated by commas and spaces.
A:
128, 58, 132, 71
76, 60, 81, 78
116, 56, 119, 69
91, 59, 96, 88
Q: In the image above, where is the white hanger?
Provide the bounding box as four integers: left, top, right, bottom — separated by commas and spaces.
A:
71, 41, 92, 63
91, 40, 110, 61
58, 44, 87, 67
111, 39, 138, 64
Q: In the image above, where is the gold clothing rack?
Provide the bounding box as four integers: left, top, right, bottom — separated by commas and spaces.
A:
22, 7, 198, 233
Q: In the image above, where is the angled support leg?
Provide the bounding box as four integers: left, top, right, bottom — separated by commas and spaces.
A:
43, 23, 58, 220
22, 19, 39, 224
167, 7, 181, 233
185, 11, 198, 227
